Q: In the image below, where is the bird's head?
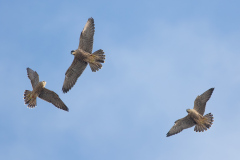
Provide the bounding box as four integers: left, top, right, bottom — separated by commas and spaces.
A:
186, 109, 190, 113
71, 50, 76, 55
41, 81, 46, 87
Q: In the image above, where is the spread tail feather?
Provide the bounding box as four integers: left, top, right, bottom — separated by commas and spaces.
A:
24, 90, 37, 108
194, 113, 214, 132
89, 49, 105, 72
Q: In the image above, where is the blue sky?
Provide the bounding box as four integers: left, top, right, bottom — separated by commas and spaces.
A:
1, 0, 240, 159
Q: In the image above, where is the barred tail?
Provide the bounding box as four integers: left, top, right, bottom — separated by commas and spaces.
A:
89, 49, 105, 72
24, 90, 37, 108
194, 113, 214, 132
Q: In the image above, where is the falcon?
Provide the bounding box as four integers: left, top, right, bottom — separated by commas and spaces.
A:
166, 88, 214, 137
24, 68, 69, 111
62, 17, 105, 93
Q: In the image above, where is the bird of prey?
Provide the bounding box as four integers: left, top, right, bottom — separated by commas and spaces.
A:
166, 88, 214, 137
24, 68, 69, 111
62, 17, 105, 93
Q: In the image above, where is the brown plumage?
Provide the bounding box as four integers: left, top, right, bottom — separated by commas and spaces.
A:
24, 68, 69, 111
62, 17, 105, 93
166, 88, 214, 137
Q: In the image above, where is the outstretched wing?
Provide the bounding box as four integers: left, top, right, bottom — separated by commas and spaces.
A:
166, 115, 195, 137
62, 57, 88, 93
78, 17, 95, 53
38, 88, 68, 111
193, 88, 214, 115
26, 67, 39, 89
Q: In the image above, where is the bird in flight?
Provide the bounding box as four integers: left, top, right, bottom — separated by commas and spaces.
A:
62, 17, 105, 93
166, 88, 214, 137
24, 68, 69, 111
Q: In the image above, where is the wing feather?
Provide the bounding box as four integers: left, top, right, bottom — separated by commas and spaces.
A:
27, 68, 39, 89
166, 115, 195, 137
38, 88, 68, 111
62, 57, 88, 93
193, 88, 214, 115
78, 17, 95, 53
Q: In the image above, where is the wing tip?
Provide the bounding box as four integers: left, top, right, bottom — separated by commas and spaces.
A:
26, 67, 34, 72
26, 67, 31, 73
88, 17, 94, 22
63, 107, 69, 112
208, 87, 215, 97
166, 133, 171, 137
166, 131, 180, 137
62, 87, 70, 94
209, 87, 215, 92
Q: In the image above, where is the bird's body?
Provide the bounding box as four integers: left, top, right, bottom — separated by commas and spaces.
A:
187, 109, 202, 122
74, 48, 89, 61
31, 81, 46, 97
166, 88, 214, 137
24, 68, 69, 111
24, 81, 46, 107
72, 48, 104, 64
62, 17, 105, 93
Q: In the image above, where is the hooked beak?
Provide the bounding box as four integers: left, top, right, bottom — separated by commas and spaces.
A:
71, 50, 75, 55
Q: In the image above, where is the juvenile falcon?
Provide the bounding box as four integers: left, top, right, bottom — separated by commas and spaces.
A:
62, 17, 105, 93
24, 68, 69, 111
166, 88, 214, 137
